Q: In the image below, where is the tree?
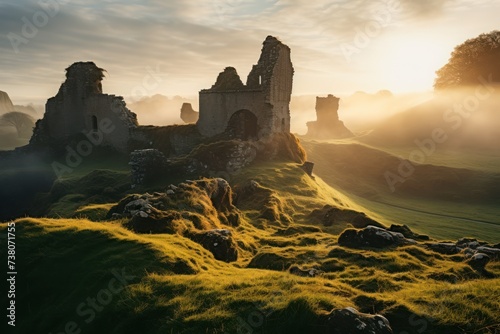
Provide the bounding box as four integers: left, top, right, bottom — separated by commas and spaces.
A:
0, 111, 35, 138
434, 30, 500, 90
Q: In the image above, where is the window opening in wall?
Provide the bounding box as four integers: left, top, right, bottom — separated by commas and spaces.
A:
91, 115, 98, 131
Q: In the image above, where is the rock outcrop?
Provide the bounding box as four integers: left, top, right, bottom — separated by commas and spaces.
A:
107, 178, 241, 261
306, 94, 353, 139
309, 204, 383, 228
326, 307, 393, 334
189, 229, 238, 262
468, 253, 490, 271
426, 237, 500, 274
389, 224, 429, 240
289, 264, 323, 277
338, 225, 414, 248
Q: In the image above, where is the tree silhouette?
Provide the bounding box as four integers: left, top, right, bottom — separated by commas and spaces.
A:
0, 111, 35, 138
434, 30, 500, 90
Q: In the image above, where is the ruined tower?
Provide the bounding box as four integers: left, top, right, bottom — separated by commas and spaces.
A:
30, 62, 138, 151
197, 36, 294, 139
306, 95, 353, 139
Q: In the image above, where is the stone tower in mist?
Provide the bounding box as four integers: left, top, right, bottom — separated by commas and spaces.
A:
306, 94, 353, 139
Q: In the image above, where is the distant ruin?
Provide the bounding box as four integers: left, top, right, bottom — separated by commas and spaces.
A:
180, 103, 199, 123
0, 90, 15, 114
306, 94, 353, 139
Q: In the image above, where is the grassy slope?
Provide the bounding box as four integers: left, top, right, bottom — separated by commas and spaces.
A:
1, 162, 499, 334
301, 139, 500, 242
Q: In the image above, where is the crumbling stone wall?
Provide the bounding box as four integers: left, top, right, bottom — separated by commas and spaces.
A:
30, 62, 138, 152
130, 124, 203, 157
306, 95, 353, 139
197, 36, 293, 139
129, 149, 167, 187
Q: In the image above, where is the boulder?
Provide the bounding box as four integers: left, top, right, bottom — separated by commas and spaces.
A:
326, 307, 393, 334
426, 239, 500, 258
338, 225, 410, 248
310, 205, 383, 228
426, 242, 461, 255
475, 246, 500, 260
467, 253, 490, 271
389, 224, 429, 240
189, 229, 238, 262
288, 264, 322, 277
456, 237, 482, 249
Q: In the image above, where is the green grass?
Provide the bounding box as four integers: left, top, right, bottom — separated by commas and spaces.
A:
1, 160, 499, 333
300, 139, 500, 242
362, 144, 500, 174
353, 195, 500, 242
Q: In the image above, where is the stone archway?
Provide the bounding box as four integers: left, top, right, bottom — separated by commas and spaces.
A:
225, 109, 259, 140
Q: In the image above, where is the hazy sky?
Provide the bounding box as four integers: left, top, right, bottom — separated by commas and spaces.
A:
1, 0, 499, 104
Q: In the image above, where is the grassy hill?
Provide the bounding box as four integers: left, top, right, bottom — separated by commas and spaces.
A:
363, 92, 500, 151
301, 139, 500, 242
1, 161, 499, 333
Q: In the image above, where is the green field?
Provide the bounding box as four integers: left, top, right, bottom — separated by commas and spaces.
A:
301, 138, 500, 242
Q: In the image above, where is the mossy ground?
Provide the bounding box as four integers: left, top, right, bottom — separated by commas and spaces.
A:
1, 160, 499, 333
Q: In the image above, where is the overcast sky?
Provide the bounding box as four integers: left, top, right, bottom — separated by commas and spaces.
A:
1, 0, 499, 104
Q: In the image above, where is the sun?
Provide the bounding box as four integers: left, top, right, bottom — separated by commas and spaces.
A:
376, 33, 452, 92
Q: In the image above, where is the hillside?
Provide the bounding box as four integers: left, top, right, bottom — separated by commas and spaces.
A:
1, 161, 499, 333
301, 139, 500, 242
364, 92, 500, 151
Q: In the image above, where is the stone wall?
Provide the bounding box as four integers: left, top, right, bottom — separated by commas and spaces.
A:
85, 94, 137, 152
197, 36, 293, 139
130, 124, 202, 157
198, 89, 268, 138
129, 149, 167, 187
30, 62, 138, 152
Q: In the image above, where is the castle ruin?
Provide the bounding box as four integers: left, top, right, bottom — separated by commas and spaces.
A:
30, 36, 295, 158
30, 62, 138, 152
306, 94, 353, 139
197, 36, 293, 140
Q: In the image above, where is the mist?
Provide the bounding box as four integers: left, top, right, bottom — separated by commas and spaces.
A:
365, 87, 500, 151
126, 94, 197, 126
289, 91, 432, 135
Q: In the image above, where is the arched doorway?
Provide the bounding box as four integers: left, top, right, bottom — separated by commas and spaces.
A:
225, 110, 258, 140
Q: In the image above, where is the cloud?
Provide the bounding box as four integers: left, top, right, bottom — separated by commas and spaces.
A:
0, 0, 495, 103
